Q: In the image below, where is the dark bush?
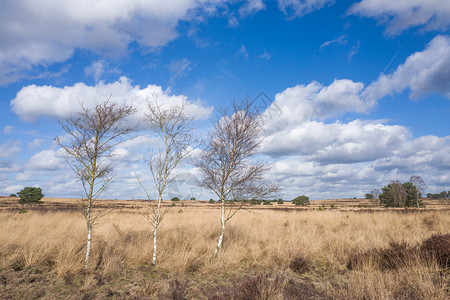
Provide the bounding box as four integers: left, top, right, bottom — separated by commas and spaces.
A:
420, 233, 450, 268
9, 194, 17, 197
171, 197, 180, 201
348, 242, 415, 270
262, 200, 272, 205
277, 199, 284, 204
376, 242, 413, 270
169, 279, 188, 300
289, 255, 311, 274
17, 187, 44, 204
209, 199, 215, 203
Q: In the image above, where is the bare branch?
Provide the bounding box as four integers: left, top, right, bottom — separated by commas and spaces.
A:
139, 97, 196, 265
56, 99, 136, 269
193, 99, 278, 256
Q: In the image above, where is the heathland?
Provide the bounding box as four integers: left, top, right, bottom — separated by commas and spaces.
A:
0, 196, 449, 299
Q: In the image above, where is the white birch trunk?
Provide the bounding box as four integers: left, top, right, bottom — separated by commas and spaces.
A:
213, 200, 226, 257
152, 193, 163, 265
85, 207, 92, 269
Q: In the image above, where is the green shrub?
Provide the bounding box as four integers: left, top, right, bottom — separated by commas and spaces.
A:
330, 203, 335, 209
17, 187, 44, 204
18, 209, 27, 214
263, 200, 272, 205
9, 194, 17, 198
190, 197, 195, 200
250, 199, 262, 205
171, 197, 180, 201
292, 195, 310, 206
171, 202, 176, 207
277, 199, 284, 204
209, 199, 215, 204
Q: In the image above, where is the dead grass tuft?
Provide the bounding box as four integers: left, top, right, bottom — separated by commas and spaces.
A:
234, 273, 285, 300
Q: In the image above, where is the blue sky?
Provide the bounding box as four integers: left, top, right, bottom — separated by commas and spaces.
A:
0, 0, 449, 200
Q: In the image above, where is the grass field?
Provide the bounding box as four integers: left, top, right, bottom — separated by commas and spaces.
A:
0, 196, 449, 299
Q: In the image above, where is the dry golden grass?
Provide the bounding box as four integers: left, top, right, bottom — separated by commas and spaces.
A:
0, 206, 448, 299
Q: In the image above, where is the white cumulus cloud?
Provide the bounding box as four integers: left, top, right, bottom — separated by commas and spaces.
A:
262, 119, 410, 161
11, 77, 213, 122
0, 0, 229, 84
26, 149, 66, 171
349, 0, 450, 35
258, 75, 450, 199
364, 35, 450, 101
262, 79, 369, 133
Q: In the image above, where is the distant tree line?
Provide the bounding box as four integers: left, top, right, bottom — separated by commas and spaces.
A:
426, 191, 449, 199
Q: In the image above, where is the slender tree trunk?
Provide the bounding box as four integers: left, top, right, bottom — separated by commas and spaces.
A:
85, 206, 92, 269
213, 200, 226, 257
152, 193, 162, 265
85, 141, 97, 270
417, 193, 420, 208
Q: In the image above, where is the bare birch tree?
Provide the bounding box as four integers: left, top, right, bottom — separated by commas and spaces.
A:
139, 98, 194, 266
56, 100, 136, 269
193, 100, 278, 257
369, 188, 381, 206
410, 175, 426, 208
